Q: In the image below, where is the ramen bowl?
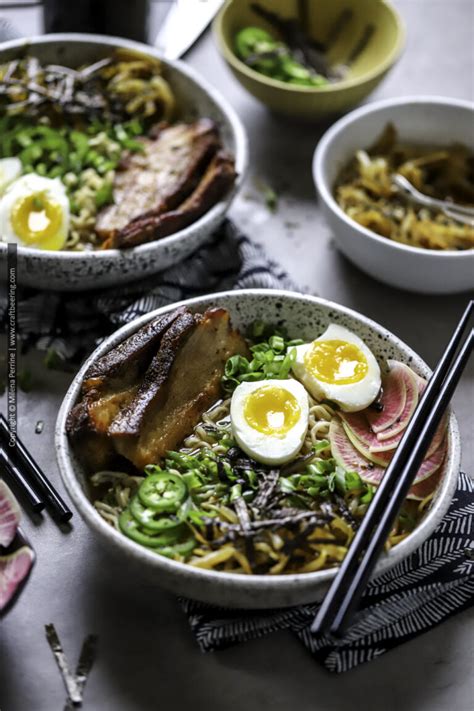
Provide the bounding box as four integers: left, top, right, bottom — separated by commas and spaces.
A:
0, 34, 248, 291
55, 290, 460, 608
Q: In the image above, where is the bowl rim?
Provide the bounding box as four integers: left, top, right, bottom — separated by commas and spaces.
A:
313, 95, 474, 259
0, 33, 249, 260
213, 0, 406, 94
55, 288, 460, 594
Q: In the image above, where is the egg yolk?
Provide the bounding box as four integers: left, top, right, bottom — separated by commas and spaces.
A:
11, 192, 63, 247
304, 339, 368, 385
244, 386, 301, 436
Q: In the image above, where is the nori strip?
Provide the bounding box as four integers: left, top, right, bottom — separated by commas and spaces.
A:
252, 469, 279, 511
234, 495, 255, 566
335, 494, 359, 531
347, 24, 376, 65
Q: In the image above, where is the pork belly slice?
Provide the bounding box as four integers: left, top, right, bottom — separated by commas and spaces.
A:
80, 308, 185, 395
107, 150, 237, 249
109, 308, 249, 469
95, 119, 220, 241
66, 309, 185, 470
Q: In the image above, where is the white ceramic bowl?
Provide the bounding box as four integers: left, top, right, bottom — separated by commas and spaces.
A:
55, 290, 460, 609
0, 34, 248, 291
313, 97, 474, 294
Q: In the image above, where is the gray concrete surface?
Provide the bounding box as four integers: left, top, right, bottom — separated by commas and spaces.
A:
0, 1, 473, 710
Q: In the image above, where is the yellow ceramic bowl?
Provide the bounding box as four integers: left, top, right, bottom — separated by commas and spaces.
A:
214, 0, 405, 119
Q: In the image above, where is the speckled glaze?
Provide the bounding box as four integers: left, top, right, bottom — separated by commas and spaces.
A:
0, 34, 248, 291
55, 290, 461, 609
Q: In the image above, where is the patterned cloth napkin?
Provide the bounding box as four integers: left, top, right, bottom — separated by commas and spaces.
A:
182, 472, 474, 672
1, 221, 295, 362
1, 219, 472, 671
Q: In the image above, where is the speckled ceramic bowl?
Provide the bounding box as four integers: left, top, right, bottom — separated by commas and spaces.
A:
55, 290, 460, 608
0, 34, 248, 291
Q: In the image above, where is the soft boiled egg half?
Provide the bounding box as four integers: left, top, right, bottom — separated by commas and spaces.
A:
291, 324, 381, 413
0, 174, 70, 250
230, 379, 309, 465
0, 157, 22, 196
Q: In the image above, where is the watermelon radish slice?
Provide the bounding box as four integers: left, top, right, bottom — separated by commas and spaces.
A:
0, 481, 21, 549
333, 414, 447, 486
0, 546, 34, 612
408, 463, 444, 501
366, 363, 407, 433
340, 411, 397, 451
425, 417, 447, 459
370, 428, 404, 452
414, 438, 447, 483
415, 373, 427, 395
369, 408, 446, 457
330, 419, 385, 485
341, 420, 392, 467
376, 361, 419, 441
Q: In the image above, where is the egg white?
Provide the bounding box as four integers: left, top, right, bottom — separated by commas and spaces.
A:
291, 323, 381, 413
230, 379, 309, 466
0, 158, 22, 196
0, 174, 70, 249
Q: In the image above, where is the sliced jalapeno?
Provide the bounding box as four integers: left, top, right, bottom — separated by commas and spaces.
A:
130, 496, 184, 533
119, 510, 181, 548
138, 472, 187, 513
119, 510, 196, 558
156, 537, 196, 559
280, 57, 312, 80
235, 27, 276, 59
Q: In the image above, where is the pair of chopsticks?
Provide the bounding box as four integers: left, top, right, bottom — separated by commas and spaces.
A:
312, 300, 474, 637
0, 414, 72, 523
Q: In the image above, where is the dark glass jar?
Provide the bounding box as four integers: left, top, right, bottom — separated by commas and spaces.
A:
43, 0, 149, 43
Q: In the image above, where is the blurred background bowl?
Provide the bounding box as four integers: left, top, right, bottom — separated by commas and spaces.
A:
313, 96, 474, 294
214, 0, 405, 120
0, 34, 248, 291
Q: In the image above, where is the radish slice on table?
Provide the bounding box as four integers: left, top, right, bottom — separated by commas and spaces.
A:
0, 480, 21, 549
0, 546, 34, 611
366, 362, 407, 433
376, 361, 419, 441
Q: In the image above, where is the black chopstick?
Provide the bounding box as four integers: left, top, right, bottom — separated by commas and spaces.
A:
329, 328, 473, 634
0, 415, 72, 523
0, 446, 45, 513
311, 300, 473, 636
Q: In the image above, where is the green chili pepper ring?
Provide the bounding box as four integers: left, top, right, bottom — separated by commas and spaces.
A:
130, 495, 184, 533
138, 472, 187, 513
119, 510, 182, 548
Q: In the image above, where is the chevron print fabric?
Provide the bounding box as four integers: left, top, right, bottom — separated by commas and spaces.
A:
0, 221, 296, 362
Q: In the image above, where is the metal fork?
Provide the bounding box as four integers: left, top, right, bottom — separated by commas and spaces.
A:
393, 174, 474, 227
